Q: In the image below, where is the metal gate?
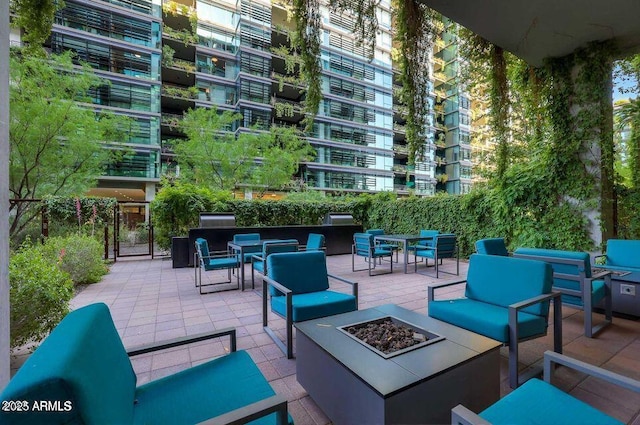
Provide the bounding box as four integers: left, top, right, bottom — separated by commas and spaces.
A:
114, 201, 154, 259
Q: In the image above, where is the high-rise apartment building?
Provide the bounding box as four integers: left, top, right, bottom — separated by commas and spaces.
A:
23, 0, 472, 200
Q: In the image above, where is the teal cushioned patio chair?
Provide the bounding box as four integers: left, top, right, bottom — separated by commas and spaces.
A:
475, 237, 509, 256
0, 303, 291, 425
365, 229, 399, 262
595, 239, 640, 273
513, 247, 612, 338
251, 240, 299, 288
194, 237, 240, 294
406, 229, 439, 264
452, 351, 637, 425
232, 232, 262, 264
414, 233, 459, 278
428, 254, 562, 389
262, 251, 358, 358
302, 233, 325, 251
352, 232, 394, 276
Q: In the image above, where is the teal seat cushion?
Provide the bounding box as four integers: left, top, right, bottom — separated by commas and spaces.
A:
428, 298, 547, 343
203, 257, 237, 271
480, 378, 622, 425
271, 291, 357, 322
466, 254, 553, 317
133, 351, 293, 425
414, 248, 435, 259
558, 279, 607, 307
267, 251, 330, 297
0, 303, 136, 425
372, 247, 393, 257
606, 239, 640, 269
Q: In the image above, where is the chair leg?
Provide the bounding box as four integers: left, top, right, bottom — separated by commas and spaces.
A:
287, 315, 293, 359
508, 308, 519, 389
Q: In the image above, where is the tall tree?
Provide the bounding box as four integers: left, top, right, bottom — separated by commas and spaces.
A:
174, 107, 314, 193
9, 50, 126, 237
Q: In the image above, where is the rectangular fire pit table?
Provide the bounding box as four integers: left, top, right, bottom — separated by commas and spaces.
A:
295, 304, 501, 425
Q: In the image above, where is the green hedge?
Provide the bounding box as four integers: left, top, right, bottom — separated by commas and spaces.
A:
151, 182, 594, 255
366, 188, 592, 257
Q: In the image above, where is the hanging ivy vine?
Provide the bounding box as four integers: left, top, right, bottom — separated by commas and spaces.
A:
10, 0, 61, 52
329, 0, 380, 60
394, 0, 434, 164
292, 0, 322, 132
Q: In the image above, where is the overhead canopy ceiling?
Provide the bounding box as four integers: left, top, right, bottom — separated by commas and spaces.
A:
417, 0, 640, 66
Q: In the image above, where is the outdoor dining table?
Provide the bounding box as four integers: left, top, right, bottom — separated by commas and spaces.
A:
227, 239, 283, 290
373, 234, 434, 274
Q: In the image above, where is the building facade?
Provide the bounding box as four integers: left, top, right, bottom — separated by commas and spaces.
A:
37, 0, 472, 200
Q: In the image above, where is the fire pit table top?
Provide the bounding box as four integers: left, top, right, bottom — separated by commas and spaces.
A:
294, 304, 501, 397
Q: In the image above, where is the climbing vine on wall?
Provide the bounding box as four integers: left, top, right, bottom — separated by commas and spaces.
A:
394, 0, 435, 164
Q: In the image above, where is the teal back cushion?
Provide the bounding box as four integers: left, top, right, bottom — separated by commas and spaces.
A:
365, 229, 385, 236
0, 303, 136, 425
196, 237, 209, 257
416, 230, 439, 247
607, 239, 640, 268
465, 254, 553, 317
267, 251, 330, 295
475, 238, 509, 256
233, 233, 260, 243
514, 248, 592, 299
435, 234, 457, 257
353, 233, 373, 256
306, 233, 325, 251
262, 239, 298, 257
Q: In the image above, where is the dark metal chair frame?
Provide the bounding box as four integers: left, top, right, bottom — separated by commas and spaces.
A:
429, 281, 562, 389
414, 234, 460, 278
351, 233, 394, 276
262, 272, 358, 359
194, 240, 240, 294
513, 253, 613, 338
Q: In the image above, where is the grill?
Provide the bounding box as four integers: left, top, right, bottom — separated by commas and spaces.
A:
199, 213, 236, 228
323, 213, 354, 225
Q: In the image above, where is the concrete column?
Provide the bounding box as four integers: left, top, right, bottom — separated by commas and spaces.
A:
1, 0, 11, 389
572, 58, 615, 249
144, 182, 156, 223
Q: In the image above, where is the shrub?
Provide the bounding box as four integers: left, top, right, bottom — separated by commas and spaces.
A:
9, 244, 74, 348
151, 181, 232, 250
40, 235, 108, 285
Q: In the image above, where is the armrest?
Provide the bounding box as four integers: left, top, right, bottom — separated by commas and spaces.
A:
509, 292, 562, 352
427, 279, 467, 302
328, 273, 356, 286
251, 254, 265, 262
589, 269, 613, 280
262, 275, 292, 296
509, 291, 561, 311
451, 404, 492, 425
197, 394, 288, 425
543, 351, 640, 393
127, 328, 237, 357
329, 273, 358, 300
202, 251, 240, 260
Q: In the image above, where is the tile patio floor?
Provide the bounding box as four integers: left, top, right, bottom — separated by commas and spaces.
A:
11, 254, 640, 424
